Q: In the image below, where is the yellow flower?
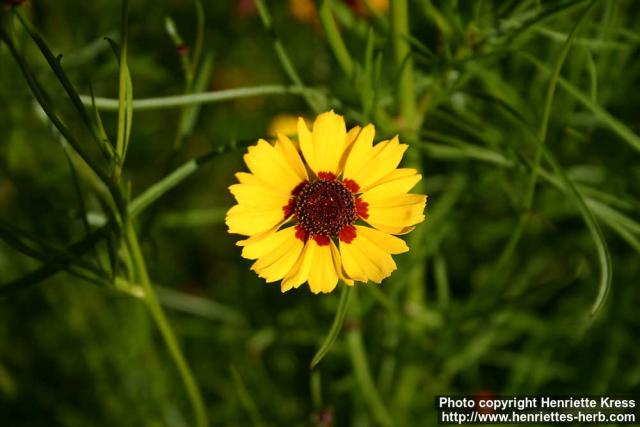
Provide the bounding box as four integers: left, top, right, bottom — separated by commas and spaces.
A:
267, 114, 305, 138
288, 0, 317, 23
226, 111, 426, 294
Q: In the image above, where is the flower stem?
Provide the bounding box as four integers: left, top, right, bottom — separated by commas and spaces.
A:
490, 1, 597, 284
319, 0, 354, 78
390, 0, 425, 303
254, 0, 323, 113
125, 221, 208, 427
347, 292, 395, 427
80, 85, 325, 111
310, 284, 353, 368
391, 0, 416, 128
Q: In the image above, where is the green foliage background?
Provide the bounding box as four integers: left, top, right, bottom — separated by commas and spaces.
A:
0, 0, 639, 426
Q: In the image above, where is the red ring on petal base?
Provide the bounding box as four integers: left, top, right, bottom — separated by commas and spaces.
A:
342, 179, 360, 193
339, 225, 357, 243
317, 171, 337, 181
295, 225, 309, 242
355, 197, 369, 219
313, 235, 331, 246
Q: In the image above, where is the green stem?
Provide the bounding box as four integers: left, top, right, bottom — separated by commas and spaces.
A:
391, 0, 416, 127
80, 85, 325, 111
521, 52, 640, 153
310, 285, 353, 368
254, 0, 323, 113
125, 221, 208, 427
230, 366, 264, 427
165, 16, 193, 84
491, 1, 596, 279
192, 0, 205, 74
347, 293, 394, 427
525, 1, 597, 210
319, 0, 354, 78
390, 0, 424, 306
0, 27, 127, 217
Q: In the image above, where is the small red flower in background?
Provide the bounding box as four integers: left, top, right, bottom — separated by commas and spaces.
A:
234, 0, 257, 17
312, 409, 334, 427
344, 0, 389, 16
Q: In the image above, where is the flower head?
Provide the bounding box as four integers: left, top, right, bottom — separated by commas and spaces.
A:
267, 114, 305, 138
288, 0, 317, 23
226, 111, 426, 294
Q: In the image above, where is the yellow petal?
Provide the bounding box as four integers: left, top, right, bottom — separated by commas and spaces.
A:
243, 139, 303, 194
275, 133, 308, 182
342, 124, 375, 181
361, 171, 422, 201
307, 239, 340, 293
281, 239, 316, 292
330, 240, 354, 286
355, 226, 409, 254
229, 183, 289, 209
298, 111, 347, 175
338, 125, 362, 173
313, 111, 347, 175
362, 136, 408, 192
364, 194, 427, 234
240, 226, 296, 259
339, 227, 398, 284
250, 228, 304, 283
297, 117, 315, 173
356, 136, 408, 191
373, 167, 418, 183
366, 194, 427, 208
226, 204, 284, 236
338, 240, 368, 282
366, 222, 416, 235
235, 172, 262, 185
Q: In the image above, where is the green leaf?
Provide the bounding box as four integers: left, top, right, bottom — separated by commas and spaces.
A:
0, 28, 112, 187
492, 0, 596, 282
418, 131, 514, 166
230, 366, 265, 427
158, 208, 226, 229
109, 0, 134, 172
14, 10, 104, 151
542, 148, 612, 316
177, 51, 215, 143
129, 155, 203, 217
155, 286, 245, 325
0, 142, 243, 294
0, 225, 112, 295
521, 52, 640, 154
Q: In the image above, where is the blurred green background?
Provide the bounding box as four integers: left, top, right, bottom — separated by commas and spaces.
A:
1, 0, 639, 426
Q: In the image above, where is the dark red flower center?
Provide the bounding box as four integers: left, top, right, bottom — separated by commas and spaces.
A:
294, 176, 357, 239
